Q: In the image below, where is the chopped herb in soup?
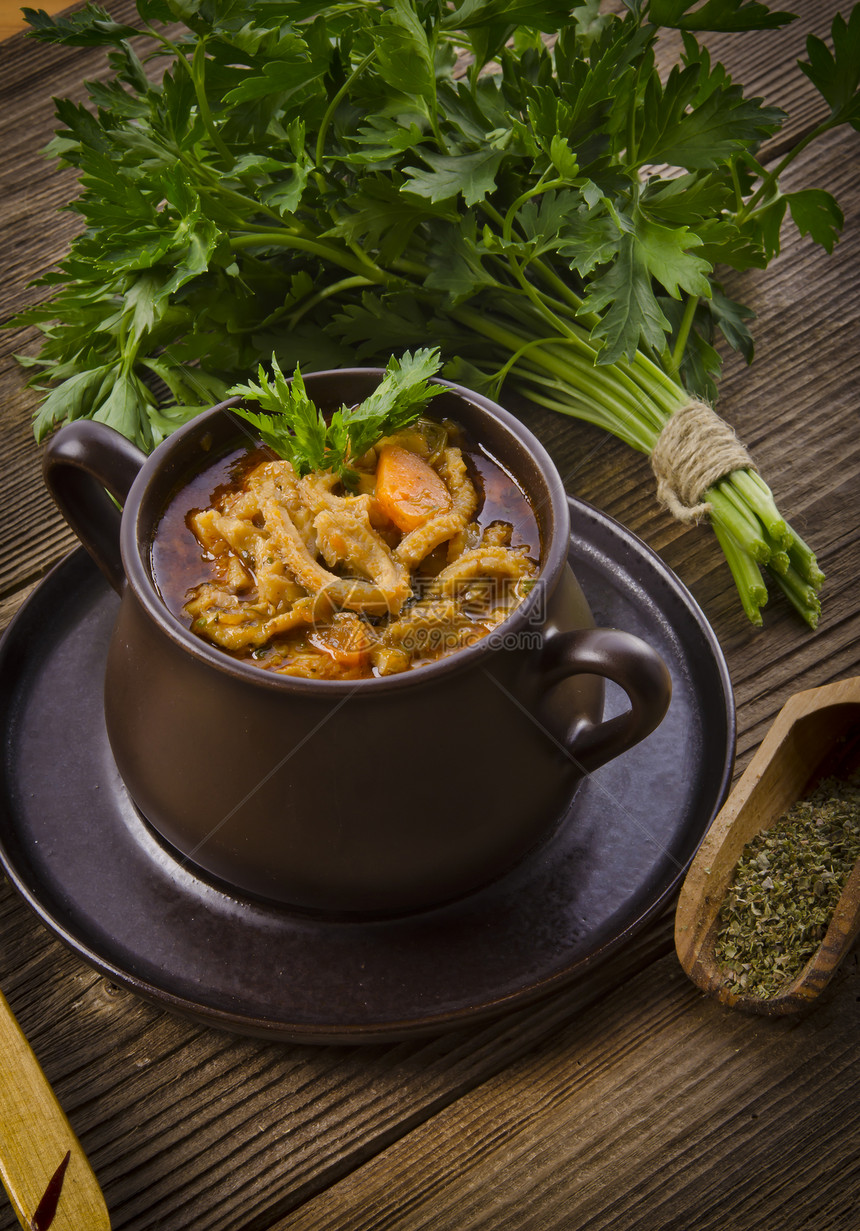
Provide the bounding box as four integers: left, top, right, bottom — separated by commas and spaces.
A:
151, 417, 541, 680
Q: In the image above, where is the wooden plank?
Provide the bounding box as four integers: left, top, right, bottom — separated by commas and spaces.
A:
271, 953, 860, 1231
0, 3, 858, 1230
0, 880, 679, 1231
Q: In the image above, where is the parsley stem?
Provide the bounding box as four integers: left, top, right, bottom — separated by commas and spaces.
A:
710, 519, 767, 626
481, 214, 599, 354
709, 484, 770, 563
496, 295, 683, 425
287, 275, 375, 326
501, 175, 567, 244
488, 333, 566, 397
391, 256, 432, 278
532, 260, 589, 322
519, 384, 650, 452
495, 298, 601, 368
480, 205, 680, 429
230, 232, 386, 282
737, 118, 835, 223
189, 40, 234, 169
787, 527, 826, 589
669, 294, 700, 380
770, 562, 821, 626
626, 57, 642, 168
192, 172, 285, 227
453, 306, 659, 453
620, 354, 687, 419
315, 49, 377, 168
497, 253, 580, 346
524, 364, 658, 453
731, 468, 789, 546
729, 157, 745, 213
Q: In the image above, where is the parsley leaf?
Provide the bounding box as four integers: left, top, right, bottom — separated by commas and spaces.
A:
16, 0, 854, 628
402, 148, 507, 206
634, 64, 785, 170
579, 232, 673, 364
786, 189, 844, 253
228, 358, 327, 475
798, 6, 860, 129
21, 3, 142, 45
647, 0, 796, 33
371, 0, 438, 104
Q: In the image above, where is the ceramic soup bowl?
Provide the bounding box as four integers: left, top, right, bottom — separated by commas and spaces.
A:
43, 371, 671, 915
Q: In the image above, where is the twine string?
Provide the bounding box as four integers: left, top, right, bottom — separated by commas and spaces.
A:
650, 398, 756, 524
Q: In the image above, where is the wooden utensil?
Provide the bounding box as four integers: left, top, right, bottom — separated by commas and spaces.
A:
675, 676, 860, 1016
0, 990, 111, 1229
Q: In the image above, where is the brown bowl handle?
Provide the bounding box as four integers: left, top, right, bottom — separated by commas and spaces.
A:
43, 421, 147, 594
539, 628, 672, 773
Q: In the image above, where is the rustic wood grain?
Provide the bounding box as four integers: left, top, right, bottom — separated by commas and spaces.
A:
0, 886, 681, 1231
0, 2, 859, 1230
272, 952, 860, 1231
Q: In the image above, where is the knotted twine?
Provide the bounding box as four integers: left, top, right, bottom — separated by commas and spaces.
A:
650, 397, 756, 524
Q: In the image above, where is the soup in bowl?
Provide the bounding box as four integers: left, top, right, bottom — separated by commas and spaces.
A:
155, 413, 543, 679
43, 368, 671, 915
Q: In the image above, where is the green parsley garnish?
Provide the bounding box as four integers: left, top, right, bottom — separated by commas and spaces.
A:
227, 348, 444, 486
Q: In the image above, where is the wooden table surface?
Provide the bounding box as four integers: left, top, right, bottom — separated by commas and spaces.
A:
1, 3, 859, 1229
0, 2, 27, 41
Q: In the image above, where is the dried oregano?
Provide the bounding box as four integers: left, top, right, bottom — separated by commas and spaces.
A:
714, 776, 860, 999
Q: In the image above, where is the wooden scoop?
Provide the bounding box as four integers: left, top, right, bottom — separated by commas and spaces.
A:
0, 990, 111, 1229
675, 676, 860, 1016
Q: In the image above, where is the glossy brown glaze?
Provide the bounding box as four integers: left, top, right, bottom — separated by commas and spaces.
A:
0, 499, 732, 1038
43, 371, 672, 914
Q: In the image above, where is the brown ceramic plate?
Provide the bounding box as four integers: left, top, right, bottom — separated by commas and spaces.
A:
0, 498, 734, 1043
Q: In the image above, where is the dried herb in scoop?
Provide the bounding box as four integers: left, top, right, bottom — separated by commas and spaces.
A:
715, 776, 860, 999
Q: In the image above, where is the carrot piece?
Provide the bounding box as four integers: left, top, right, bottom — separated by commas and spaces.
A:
307, 616, 374, 667
375, 444, 453, 532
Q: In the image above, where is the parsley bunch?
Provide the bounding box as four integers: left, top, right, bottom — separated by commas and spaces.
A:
14, 0, 860, 625
228, 347, 443, 486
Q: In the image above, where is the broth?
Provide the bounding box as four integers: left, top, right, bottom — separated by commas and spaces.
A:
151, 419, 541, 679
